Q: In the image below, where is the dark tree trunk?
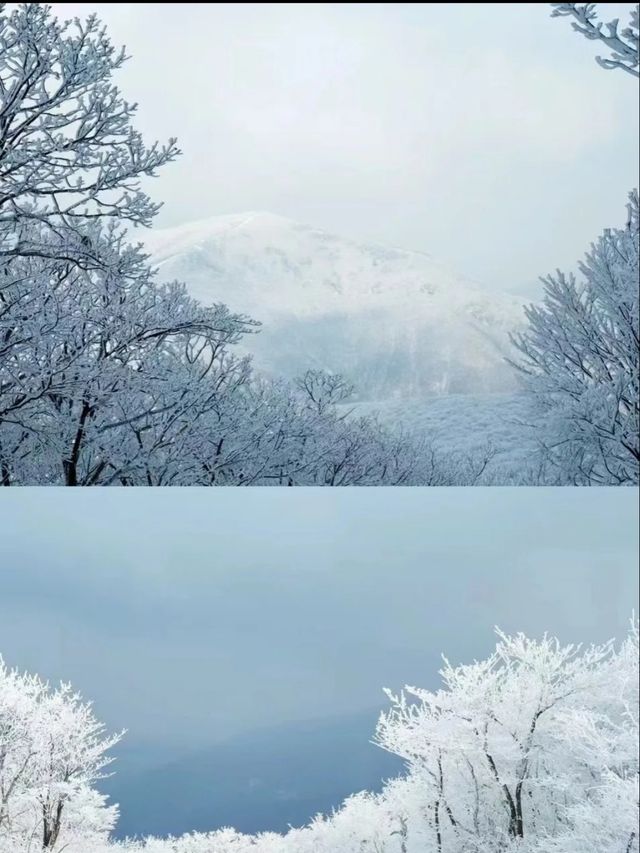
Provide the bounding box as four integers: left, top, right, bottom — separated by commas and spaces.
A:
63, 400, 92, 486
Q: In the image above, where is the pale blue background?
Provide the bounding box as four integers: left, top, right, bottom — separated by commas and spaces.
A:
1, 488, 636, 745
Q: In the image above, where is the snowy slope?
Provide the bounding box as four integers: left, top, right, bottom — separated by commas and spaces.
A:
143, 212, 525, 399
345, 392, 539, 483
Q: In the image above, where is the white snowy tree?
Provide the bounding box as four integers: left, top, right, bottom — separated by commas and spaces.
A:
0, 223, 257, 485
0, 656, 122, 852
0, 2, 184, 469
0, 3, 179, 265
509, 7, 640, 484
375, 623, 639, 851
511, 192, 639, 484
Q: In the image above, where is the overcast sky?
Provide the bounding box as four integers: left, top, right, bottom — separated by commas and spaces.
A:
1, 488, 636, 750
48, 3, 640, 295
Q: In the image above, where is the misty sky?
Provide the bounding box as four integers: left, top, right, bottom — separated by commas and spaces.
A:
47, 3, 639, 295
1, 488, 637, 750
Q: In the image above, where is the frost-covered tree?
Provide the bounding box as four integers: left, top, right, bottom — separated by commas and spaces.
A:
0, 3, 179, 265
375, 623, 639, 850
551, 3, 640, 77
506, 6, 640, 485
0, 225, 256, 485
511, 193, 639, 484
0, 656, 122, 852
0, 2, 183, 465
295, 370, 354, 416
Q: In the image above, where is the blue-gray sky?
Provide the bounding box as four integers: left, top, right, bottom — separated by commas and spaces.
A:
0, 488, 637, 749
49, 3, 640, 295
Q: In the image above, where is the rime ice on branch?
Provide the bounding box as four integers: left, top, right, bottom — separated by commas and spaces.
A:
0, 3, 179, 266
551, 3, 640, 77
511, 193, 639, 485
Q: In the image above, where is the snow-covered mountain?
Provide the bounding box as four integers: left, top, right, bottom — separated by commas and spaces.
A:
144, 212, 525, 399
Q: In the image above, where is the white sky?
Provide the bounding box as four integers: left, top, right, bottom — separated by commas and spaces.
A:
51, 3, 639, 294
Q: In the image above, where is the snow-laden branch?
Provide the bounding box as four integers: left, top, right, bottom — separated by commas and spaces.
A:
551, 3, 640, 77
0, 4, 180, 267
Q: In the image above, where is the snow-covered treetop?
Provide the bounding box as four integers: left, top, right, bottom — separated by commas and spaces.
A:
0, 3, 180, 267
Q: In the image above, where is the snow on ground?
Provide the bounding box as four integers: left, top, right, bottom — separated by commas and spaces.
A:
345, 392, 539, 482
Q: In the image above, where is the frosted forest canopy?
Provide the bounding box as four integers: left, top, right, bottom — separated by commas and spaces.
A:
0, 2, 637, 485
0, 621, 637, 853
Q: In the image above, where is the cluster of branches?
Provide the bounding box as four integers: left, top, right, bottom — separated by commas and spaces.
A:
1, 621, 637, 852
511, 192, 639, 485
0, 3, 494, 487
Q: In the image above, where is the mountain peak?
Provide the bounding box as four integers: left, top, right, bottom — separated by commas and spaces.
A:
143, 212, 524, 398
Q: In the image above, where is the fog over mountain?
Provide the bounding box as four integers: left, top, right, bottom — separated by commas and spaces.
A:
144, 212, 524, 399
